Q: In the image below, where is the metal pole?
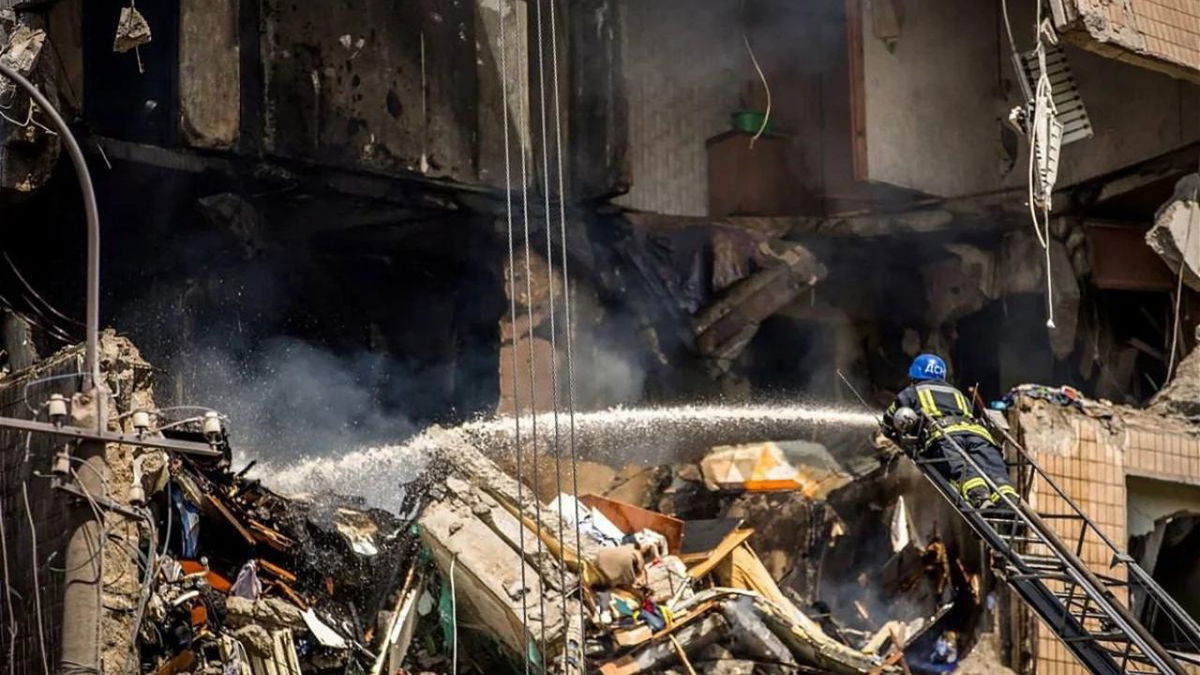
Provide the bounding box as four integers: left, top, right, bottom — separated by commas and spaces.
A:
0, 63, 107, 675
0, 62, 102, 428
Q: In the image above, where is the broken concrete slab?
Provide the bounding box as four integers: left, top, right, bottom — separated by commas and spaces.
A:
694, 241, 827, 368
1146, 185, 1200, 292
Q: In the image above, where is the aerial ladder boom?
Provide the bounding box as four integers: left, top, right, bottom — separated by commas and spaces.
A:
902, 409, 1200, 675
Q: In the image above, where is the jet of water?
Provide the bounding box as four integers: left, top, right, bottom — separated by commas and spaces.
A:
261, 403, 878, 511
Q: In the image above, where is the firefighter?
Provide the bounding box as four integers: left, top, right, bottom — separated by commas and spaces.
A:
882, 353, 1018, 510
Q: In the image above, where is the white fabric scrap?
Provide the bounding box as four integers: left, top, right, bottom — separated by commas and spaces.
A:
230, 560, 262, 600
548, 493, 625, 546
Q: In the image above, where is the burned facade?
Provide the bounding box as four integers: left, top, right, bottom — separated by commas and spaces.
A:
3, 0, 1200, 674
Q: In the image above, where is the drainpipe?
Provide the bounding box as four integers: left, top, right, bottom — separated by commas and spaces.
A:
0, 62, 106, 674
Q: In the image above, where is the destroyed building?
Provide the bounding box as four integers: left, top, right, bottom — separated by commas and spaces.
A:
3, 0, 1200, 673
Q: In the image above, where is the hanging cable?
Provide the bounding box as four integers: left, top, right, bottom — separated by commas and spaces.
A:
22, 481, 50, 675
531, 1, 571, 667
1025, 2, 1057, 329
1000, 0, 1019, 58
740, 0, 771, 148
497, 1, 532, 672
1166, 182, 1199, 382
544, 0, 585, 668
450, 554, 459, 674
0, 288, 75, 345
2, 250, 85, 327
515, 2, 549, 663
0, 470, 16, 675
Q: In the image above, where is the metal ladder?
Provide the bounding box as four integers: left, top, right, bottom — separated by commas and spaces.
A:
908, 414, 1200, 675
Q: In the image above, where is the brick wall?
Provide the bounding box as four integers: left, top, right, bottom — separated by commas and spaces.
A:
615, 0, 744, 216
1128, 0, 1200, 72
1015, 404, 1200, 673
1062, 0, 1200, 77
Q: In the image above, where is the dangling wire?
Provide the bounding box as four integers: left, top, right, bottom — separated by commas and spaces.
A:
517, 2, 550, 662
0, 470, 16, 675
740, 0, 771, 148
531, 1, 571, 669
449, 554, 459, 674
1026, 4, 1056, 329
497, 1, 532, 672
1166, 182, 1199, 382
22, 480, 50, 675
544, 0, 586, 668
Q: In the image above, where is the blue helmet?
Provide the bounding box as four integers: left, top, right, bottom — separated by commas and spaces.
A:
909, 354, 947, 381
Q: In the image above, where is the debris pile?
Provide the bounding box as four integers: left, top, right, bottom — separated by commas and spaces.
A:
4, 335, 990, 674
394, 429, 983, 674
119, 424, 983, 674
125, 421, 423, 675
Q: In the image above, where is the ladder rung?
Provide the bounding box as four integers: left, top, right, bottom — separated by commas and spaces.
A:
1061, 632, 1129, 644
1007, 572, 1071, 583
1016, 554, 1067, 568
914, 456, 1199, 673
1038, 512, 1085, 520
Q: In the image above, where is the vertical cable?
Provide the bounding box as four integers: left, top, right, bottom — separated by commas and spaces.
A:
0, 480, 16, 675
449, 555, 458, 673
544, 0, 586, 668
1166, 187, 1198, 382
497, 1, 532, 671
22, 481, 49, 675
516, 1, 549, 662
531, 1, 570, 669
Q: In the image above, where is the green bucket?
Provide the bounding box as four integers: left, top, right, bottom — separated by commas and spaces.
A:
732, 110, 771, 134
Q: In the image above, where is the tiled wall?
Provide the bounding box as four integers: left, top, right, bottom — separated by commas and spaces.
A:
1127, 0, 1200, 72
1017, 409, 1200, 673
1072, 0, 1200, 73
615, 0, 744, 216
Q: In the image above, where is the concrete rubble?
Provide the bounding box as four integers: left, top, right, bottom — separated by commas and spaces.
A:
15, 336, 983, 675
20, 331, 1200, 675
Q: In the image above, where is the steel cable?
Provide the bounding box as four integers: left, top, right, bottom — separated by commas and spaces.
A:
516, 2, 550, 664
497, 2, 533, 672
544, 0, 586, 668
21, 480, 50, 675
0, 468, 16, 675
531, 2, 572, 670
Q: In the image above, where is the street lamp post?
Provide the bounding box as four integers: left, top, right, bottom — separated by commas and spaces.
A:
0, 61, 102, 428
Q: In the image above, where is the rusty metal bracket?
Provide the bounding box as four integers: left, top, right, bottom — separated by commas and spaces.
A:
0, 414, 222, 457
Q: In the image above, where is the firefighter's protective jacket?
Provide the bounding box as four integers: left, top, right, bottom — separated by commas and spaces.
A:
882, 379, 996, 449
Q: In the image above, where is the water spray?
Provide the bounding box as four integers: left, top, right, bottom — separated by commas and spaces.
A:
262, 402, 878, 511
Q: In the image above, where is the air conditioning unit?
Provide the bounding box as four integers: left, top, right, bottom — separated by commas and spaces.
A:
1016, 43, 1093, 146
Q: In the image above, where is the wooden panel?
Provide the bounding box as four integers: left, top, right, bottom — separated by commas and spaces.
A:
580, 493, 684, 554
707, 131, 815, 216
1087, 224, 1175, 291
